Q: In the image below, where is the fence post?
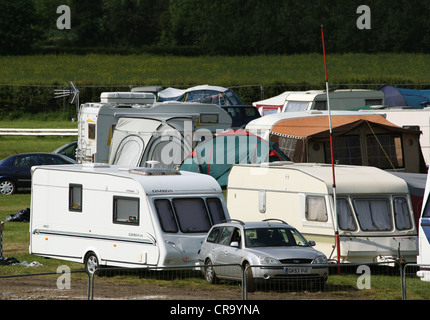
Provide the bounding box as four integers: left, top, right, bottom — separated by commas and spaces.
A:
0, 221, 4, 260
242, 265, 248, 300
400, 262, 406, 300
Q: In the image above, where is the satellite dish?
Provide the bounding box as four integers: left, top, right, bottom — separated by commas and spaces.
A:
54, 81, 80, 111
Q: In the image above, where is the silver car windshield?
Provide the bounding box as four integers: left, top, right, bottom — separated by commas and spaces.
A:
244, 228, 309, 248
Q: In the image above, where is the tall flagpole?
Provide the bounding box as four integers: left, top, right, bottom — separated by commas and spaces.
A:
319, 2, 340, 265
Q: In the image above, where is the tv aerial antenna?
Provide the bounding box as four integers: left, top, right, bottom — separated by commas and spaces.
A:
54, 81, 80, 112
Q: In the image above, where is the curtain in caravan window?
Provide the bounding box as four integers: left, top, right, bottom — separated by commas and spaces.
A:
337, 198, 356, 231
353, 198, 392, 231
173, 198, 211, 233
394, 197, 412, 230
305, 196, 328, 222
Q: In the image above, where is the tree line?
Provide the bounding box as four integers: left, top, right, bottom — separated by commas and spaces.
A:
1, 0, 430, 55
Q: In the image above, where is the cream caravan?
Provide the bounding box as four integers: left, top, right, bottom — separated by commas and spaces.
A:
29, 164, 229, 273
226, 162, 418, 264
253, 89, 384, 116
77, 92, 232, 164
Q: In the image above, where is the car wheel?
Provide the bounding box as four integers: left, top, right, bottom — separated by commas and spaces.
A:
244, 262, 256, 292
85, 252, 99, 275
204, 259, 218, 284
0, 179, 16, 195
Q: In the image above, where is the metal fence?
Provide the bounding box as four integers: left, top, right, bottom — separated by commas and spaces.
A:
2, 261, 430, 300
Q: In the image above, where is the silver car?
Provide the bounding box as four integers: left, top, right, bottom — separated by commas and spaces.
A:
199, 219, 328, 291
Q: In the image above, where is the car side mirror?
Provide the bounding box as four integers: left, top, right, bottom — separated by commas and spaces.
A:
308, 240, 316, 246
230, 241, 239, 248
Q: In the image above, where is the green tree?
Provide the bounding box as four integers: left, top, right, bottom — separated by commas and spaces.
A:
0, 0, 40, 54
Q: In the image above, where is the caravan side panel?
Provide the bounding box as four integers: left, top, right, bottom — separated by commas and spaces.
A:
227, 165, 336, 257
30, 167, 159, 268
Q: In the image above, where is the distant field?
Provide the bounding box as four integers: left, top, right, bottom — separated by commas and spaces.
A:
1, 53, 430, 86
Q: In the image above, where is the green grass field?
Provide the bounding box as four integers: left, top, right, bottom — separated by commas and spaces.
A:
1, 53, 430, 86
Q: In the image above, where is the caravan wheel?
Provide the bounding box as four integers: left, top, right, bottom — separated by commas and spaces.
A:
85, 252, 99, 275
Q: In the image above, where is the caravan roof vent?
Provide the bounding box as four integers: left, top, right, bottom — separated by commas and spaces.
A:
100, 92, 156, 104
129, 168, 181, 176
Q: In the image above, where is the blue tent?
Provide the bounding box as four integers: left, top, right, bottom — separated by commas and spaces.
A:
380, 85, 430, 108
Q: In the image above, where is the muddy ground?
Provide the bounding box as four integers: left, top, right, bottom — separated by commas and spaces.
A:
0, 275, 331, 300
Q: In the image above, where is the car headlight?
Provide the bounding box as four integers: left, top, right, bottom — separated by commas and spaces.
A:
258, 256, 282, 265
312, 255, 328, 264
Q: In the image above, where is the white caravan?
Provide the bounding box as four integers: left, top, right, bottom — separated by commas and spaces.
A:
77, 92, 232, 164
417, 171, 430, 281
253, 89, 384, 115
226, 162, 418, 264
29, 164, 229, 272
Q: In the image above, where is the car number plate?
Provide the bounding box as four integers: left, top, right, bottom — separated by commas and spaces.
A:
285, 267, 311, 274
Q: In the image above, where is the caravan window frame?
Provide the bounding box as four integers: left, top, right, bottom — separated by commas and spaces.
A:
393, 196, 413, 230
68, 184, 83, 212
337, 197, 357, 231
154, 197, 227, 234
305, 195, 328, 222
113, 196, 140, 226
352, 197, 392, 231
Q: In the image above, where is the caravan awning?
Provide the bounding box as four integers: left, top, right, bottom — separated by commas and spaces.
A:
270, 114, 420, 139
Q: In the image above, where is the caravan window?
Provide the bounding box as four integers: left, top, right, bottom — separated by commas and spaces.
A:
207, 198, 226, 224
337, 198, 357, 231
173, 198, 211, 233
113, 196, 139, 225
353, 198, 392, 231
154, 199, 178, 233
305, 196, 328, 222
154, 198, 226, 233
69, 184, 82, 212
284, 101, 309, 112
88, 123, 96, 140
393, 196, 413, 230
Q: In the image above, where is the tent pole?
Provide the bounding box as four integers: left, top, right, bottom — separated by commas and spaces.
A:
320, 3, 340, 268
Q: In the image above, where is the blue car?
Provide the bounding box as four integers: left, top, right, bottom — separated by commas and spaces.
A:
0, 153, 77, 195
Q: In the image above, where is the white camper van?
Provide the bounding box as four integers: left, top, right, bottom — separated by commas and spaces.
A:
29, 164, 229, 273
253, 89, 384, 115
417, 171, 430, 281
227, 162, 418, 264
77, 92, 232, 164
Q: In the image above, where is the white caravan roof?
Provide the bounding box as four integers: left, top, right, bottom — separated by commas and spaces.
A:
33, 164, 223, 195
228, 162, 409, 195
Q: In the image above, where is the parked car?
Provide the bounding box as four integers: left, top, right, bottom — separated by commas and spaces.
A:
221, 105, 261, 128
199, 219, 328, 291
53, 140, 77, 161
0, 153, 77, 195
